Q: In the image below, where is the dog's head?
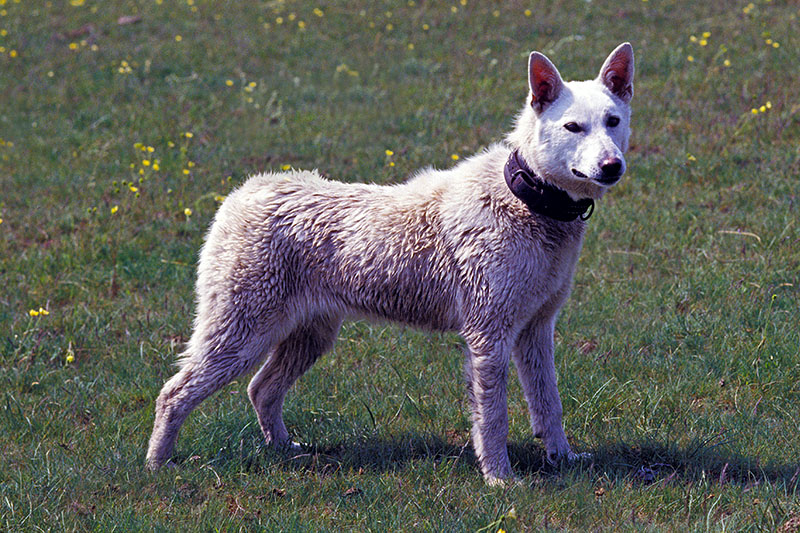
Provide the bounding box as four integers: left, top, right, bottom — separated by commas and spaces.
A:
510, 43, 634, 200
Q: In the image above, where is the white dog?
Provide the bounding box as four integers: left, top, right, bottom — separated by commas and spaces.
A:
146, 43, 634, 484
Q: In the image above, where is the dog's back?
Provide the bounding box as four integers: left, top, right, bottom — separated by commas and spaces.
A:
199, 169, 462, 333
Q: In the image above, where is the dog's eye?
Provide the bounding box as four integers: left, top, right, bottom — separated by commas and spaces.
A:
563, 122, 582, 133
607, 116, 620, 128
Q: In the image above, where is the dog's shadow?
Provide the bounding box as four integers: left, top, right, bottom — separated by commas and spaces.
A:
203, 430, 798, 487
509, 439, 799, 488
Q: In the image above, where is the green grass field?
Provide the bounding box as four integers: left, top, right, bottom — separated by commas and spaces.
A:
2, 0, 799, 530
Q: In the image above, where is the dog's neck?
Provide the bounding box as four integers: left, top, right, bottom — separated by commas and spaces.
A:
503, 150, 594, 222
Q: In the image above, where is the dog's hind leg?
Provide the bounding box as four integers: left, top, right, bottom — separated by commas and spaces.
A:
513, 315, 576, 464
247, 314, 342, 449
146, 334, 270, 471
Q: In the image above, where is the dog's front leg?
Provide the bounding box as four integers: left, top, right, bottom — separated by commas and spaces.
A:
513, 317, 576, 464
463, 334, 515, 484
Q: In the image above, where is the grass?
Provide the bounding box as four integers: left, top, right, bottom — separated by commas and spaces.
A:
1, 0, 799, 530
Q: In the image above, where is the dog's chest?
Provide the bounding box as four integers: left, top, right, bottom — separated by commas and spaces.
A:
505, 217, 585, 314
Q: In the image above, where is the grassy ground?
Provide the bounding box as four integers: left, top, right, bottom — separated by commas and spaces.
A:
1, 0, 799, 530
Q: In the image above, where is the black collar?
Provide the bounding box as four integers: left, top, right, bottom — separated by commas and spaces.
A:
503, 150, 594, 222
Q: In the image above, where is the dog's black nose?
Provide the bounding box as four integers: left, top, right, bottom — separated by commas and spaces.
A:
599, 158, 623, 179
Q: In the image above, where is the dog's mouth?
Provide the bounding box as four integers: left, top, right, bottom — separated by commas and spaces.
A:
572, 168, 622, 186
595, 174, 621, 185
571, 169, 588, 179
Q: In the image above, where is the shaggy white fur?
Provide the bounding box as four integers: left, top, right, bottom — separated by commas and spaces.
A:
146, 43, 634, 484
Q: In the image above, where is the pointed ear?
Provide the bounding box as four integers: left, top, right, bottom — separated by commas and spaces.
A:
528, 51, 564, 114
598, 42, 634, 103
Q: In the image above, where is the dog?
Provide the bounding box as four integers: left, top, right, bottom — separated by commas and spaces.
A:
146, 43, 634, 484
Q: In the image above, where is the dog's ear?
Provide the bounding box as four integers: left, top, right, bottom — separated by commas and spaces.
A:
528, 52, 564, 114
598, 42, 634, 103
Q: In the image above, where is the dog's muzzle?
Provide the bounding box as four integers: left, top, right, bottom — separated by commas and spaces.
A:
597, 157, 624, 184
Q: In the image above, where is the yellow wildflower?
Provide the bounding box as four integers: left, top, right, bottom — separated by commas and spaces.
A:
175, 35, 183, 42
225, 79, 234, 86
65, 343, 76, 364
184, 208, 192, 216
111, 205, 119, 214
451, 154, 459, 160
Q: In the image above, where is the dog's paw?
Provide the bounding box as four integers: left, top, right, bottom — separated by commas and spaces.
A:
484, 474, 523, 488
546, 449, 592, 465
276, 440, 305, 454
145, 458, 177, 472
